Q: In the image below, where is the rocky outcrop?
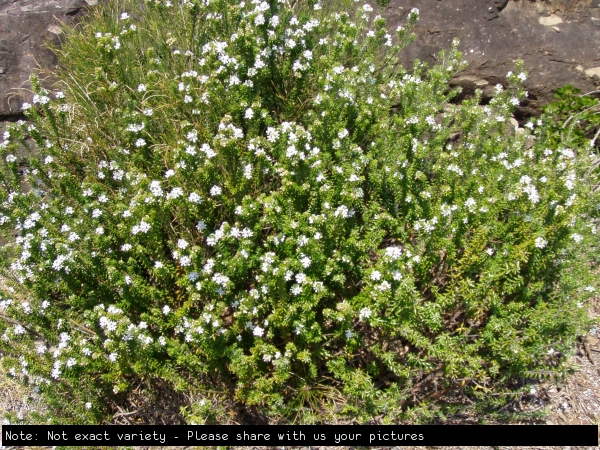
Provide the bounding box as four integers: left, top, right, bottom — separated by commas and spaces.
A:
0, 0, 99, 135
0, 0, 599, 132
388, 0, 600, 121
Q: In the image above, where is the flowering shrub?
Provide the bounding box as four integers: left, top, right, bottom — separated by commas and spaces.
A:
1, 0, 599, 424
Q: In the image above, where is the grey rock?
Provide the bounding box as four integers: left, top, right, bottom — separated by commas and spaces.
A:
387, 0, 600, 120
0, 0, 99, 119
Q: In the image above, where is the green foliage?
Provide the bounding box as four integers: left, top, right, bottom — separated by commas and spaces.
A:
0, 0, 599, 424
541, 84, 600, 150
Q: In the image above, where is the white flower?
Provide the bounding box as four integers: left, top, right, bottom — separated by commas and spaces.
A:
571, 233, 583, 244
359, 307, 372, 320
154, 261, 164, 269
210, 185, 222, 196
266, 127, 280, 142
137, 84, 146, 92
465, 197, 476, 210
295, 273, 307, 284
85, 402, 92, 409
196, 220, 207, 231
135, 138, 146, 147
243, 164, 252, 180
245, 108, 254, 119
363, 4, 373, 12
535, 237, 547, 249
385, 247, 402, 260
188, 192, 202, 204
291, 284, 302, 295
345, 329, 354, 339
300, 255, 311, 268
177, 239, 189, 249
370, 270, 382, 281
131, 219, 151, 235
253, 326, 264, 337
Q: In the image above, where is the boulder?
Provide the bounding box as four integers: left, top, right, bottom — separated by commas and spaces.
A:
387, 0, 600, 121
0, 0, 98, 131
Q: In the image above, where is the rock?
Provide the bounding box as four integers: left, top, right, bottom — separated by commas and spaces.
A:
539, 14, 564, 26
0, 0, 100, 120
388, 0, 600, 121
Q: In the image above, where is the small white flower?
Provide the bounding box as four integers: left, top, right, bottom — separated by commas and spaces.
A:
253, 326, 264, 337
359, 307, 372, 320
300, 255, 311, 268
571, 233, 583, 243
137, 84, 146, 92
85, 402, 92, 409
210, 185, 222, 196
535, 237, 547, 249
370, 270, 382, 281
177, 239, 189, 249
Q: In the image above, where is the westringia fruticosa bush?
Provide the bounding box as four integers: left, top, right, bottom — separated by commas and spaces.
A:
1, 0, 599, 425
